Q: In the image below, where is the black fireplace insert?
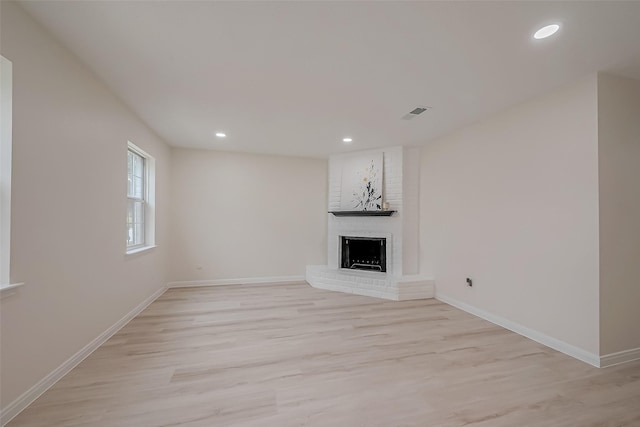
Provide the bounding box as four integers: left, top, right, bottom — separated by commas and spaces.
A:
340, 236, 386, 272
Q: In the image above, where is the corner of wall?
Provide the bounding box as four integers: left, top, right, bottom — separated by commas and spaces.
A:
597, 72, 640, 357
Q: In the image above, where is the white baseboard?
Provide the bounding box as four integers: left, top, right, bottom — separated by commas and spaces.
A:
0, 286, 167, 427
600, 347, 640, 368
435, 293, 601, 368
167, 275, 305, 288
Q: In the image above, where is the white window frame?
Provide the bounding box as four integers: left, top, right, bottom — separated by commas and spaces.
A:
126, 141, 156, 255
1, 55, 23, 297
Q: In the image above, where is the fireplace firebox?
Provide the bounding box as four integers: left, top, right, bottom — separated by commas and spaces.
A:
340, 236, 386, 272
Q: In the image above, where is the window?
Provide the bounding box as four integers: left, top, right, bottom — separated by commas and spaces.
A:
1, 55, 14, 290
127, 148, 145, 248
126, 142, 155, 253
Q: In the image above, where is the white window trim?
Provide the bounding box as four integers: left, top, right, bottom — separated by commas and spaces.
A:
126, 245, 157, 256
0, 281, 25, 299
126, 141, 156, 255
1, 55, 22, 296
127, 148, 146, 251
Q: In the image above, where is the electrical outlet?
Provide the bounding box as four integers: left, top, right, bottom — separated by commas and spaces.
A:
466, 278, 473, 287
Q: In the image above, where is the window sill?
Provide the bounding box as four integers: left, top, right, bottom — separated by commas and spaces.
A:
1, 282, 25, 299
126, 245, 157, 256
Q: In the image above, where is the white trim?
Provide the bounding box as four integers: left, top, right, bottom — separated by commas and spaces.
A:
600, 347, 640, 368
435, 292, 601, 367
167, 275, 305, 288
126, 141, 155, 252
0, 286, 167, 426
1, 56, 13, 288
125, 245, 157, 256
0, 282, 24, 299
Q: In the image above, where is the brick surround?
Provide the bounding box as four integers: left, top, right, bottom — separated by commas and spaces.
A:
306, 146, 434, 300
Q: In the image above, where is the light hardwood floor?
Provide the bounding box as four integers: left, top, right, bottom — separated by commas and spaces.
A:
8, 283, 640, 426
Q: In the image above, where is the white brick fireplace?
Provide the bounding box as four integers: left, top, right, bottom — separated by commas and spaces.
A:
306, 146, 434, 300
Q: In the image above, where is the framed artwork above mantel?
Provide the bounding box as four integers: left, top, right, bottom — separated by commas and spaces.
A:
339, 152, 383, 211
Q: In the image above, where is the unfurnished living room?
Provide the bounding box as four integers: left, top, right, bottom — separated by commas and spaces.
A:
1, 1, 640, 426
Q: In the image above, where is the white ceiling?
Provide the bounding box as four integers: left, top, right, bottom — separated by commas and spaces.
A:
19, 1, 640, 158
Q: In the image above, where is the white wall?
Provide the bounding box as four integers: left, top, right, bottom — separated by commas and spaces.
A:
598, 74, 640, 355
0, 1, 171, 409
420, 75, 601, 355
169, 148, 327, 282
402, 147, 420, 276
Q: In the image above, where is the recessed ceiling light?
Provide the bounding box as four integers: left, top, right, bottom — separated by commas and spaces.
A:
533, 24, 560, 40
215, 132, 226, 138
342, 137, 353, 143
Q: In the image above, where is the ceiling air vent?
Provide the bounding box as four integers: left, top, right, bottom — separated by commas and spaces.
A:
402, 106, 431, 120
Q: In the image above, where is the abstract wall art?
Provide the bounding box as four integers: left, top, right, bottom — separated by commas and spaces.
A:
340, 152, 383, 211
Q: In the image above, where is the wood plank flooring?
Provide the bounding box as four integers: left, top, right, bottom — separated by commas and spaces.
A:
8, 283, 640, 426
